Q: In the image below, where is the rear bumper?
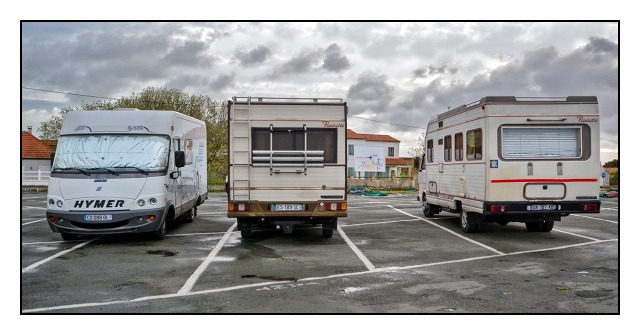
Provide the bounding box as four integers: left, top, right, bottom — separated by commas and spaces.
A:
483, 200, 600, 222
228, 200, 347, 219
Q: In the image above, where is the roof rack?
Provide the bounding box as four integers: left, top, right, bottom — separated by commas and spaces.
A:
232, 96, 343, 103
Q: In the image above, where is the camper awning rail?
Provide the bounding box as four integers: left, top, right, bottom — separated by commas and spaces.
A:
252, 150, 325, 175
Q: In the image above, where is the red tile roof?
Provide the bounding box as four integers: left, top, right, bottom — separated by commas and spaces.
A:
347, 129, 400, 142
386, 157, 413, 166
22, 132, 53, 159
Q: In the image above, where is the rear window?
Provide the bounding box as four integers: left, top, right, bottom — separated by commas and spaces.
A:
501, 126, 582, 159
252, 128, 337, 163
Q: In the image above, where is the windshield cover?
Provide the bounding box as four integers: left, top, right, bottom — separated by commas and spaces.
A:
53, 135, 170, 171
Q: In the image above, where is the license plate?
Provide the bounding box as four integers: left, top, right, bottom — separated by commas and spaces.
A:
527, 204, 558, 211
273, 204, 303, 211
84, 214, 113, 221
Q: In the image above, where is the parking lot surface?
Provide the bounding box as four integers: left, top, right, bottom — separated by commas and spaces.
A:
21, 191, 619, 314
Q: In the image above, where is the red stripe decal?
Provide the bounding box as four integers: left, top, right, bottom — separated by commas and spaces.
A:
491, 178, 598, 183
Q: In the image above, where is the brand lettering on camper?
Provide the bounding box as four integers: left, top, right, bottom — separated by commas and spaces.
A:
74, 200, 125, 209
577, 116, 598, 123
322, 121, 344, 128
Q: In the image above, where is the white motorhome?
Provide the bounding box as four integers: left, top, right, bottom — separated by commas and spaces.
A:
227, 97, 348, 238
46, 109, 208, 240
417, 96, 601, 233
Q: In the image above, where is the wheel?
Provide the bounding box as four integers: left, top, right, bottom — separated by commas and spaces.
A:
60, 233, 78, 241
460, 210, 478, 233
525, 221, 543, 232
241, 229, 253, 238
152, 217, 167, 240
422, 201, 434, 218
183, 206, 195, 223
322, 228, 333, 238
541, 220, 555, 232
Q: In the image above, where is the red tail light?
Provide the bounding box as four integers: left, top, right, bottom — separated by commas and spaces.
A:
228, 203, 251, 212
324, 202, 347, 211
580, 204, 599, 212
490, 205, 508, 213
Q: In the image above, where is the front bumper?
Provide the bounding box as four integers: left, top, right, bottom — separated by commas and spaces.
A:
46, 207, 167, 236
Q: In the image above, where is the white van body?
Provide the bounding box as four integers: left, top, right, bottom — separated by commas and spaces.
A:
417, 96, 601, 233
46, 109, 208, 240
227, 97, 348, 238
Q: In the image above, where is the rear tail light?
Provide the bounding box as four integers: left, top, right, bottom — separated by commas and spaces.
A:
580, 204, 600, 212
489, 205, 508, 213
324, 202, 347, 211
228, 203, 251, 212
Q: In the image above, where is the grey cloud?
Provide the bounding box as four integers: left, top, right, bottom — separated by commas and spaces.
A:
347, 72, 394, 114
322, 43, 350, 72
210, 73, 236, 91
413, 64, 459, 79
163, 40, 214, 67
233, 45, 273, 66
276, 49, 323, 76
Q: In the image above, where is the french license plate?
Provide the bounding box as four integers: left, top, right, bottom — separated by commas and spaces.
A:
84, 214, 113, 221
273, 204, 303, 211
527, 204, 558, 211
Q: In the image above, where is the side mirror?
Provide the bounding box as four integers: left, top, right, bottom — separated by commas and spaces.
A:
175, 151, 186, 168
50, 152, 56, 167
170, 171, 181, 179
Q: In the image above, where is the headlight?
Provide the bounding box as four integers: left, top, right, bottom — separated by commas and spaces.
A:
149, 198, 157, 205
49, 199, 55, 206
56, 200, 63, 208
137, 199, 146, 207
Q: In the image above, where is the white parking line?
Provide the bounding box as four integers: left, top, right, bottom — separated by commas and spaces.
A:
337, 226, 375, 271
177, 222, 237, 295
342, 218, 420, 227
570, 214, 618, 224
22, 236, 101, 273
389, 206, 506, 256
22, 238, 617, 313
553, 229, 601, 241
22, 218, 46, 226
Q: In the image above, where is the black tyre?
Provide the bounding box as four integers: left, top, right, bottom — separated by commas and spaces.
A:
60, 233, 78, 241
460, 210, 478, 233
541, 220, 555, 232
183, 207, 195, 223
241, 229, 253, 238
152, 218, 167, 240
322, 228, 333, 238
525, 221, 543, 232
422, 201, 434, 218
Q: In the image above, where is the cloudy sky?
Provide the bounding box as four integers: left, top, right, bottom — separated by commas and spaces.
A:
20, 20, 619, 162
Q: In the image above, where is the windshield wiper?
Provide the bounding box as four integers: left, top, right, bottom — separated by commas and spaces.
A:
113, 166, 149, 175
88, 168, 120, 176
54, 167, 91, 176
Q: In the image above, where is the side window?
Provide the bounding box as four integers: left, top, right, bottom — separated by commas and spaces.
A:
444, 135, 452, 162
185, 139, 193, 165
427, 139, 434, 163
466, 129, 483, 160
455, 133, 463, 161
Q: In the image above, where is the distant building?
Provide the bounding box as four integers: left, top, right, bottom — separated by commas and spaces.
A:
21, 127, 53, 172
346, 129, 412, 178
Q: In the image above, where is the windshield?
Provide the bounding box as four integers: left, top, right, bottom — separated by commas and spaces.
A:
53, 135, 170, 172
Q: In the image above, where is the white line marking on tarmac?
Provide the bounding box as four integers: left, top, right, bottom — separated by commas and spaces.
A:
22, 219, 46, 226
552, 229, 601, 241
337, 225, 375, 271
389, 205, 506, 256
22, 238, 617, 313
570, 214, 618, 224
22, 236, 101, 273
177, 221, 237, 295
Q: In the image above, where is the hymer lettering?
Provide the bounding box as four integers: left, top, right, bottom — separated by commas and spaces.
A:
74, 200, 125, 208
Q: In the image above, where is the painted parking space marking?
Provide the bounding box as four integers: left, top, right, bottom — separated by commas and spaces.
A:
337, 225, 376, 271
390, 205, 506, 256
22, 238, 617, 313
570, 214, 618, 224
177, 221, 237, 295
22, 236, 102, 273
22, 218, 46, 226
